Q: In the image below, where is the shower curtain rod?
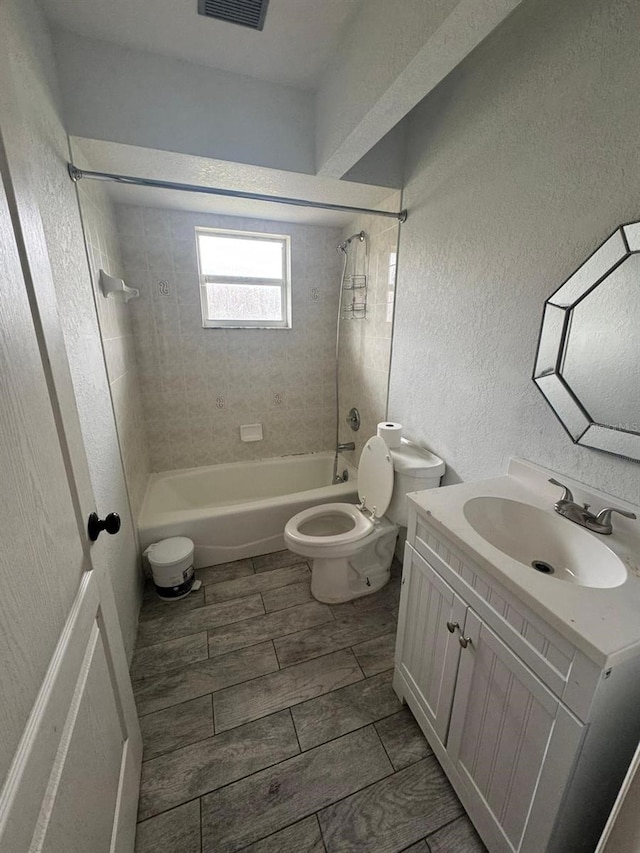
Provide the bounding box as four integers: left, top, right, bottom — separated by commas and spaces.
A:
68, 164, 407, 222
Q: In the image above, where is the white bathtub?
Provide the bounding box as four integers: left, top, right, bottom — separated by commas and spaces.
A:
138, 452, 358, 568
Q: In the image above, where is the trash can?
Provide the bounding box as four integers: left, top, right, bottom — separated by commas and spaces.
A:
144, 537, 195, 600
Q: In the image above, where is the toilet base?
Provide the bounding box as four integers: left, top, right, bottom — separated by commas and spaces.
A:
310, 526, 398, 604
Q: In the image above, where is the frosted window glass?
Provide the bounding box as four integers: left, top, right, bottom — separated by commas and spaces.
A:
205, 283, 282, 322
198, 235, 282, 278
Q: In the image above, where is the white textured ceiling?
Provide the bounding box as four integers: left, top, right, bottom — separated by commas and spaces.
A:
38, 0, 361, 89
71, 138, 402, 226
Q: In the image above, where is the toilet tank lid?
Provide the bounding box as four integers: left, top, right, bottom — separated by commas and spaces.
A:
389, 442, 446, 477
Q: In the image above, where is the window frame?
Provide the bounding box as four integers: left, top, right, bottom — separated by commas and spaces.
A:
195, 226, 292, 329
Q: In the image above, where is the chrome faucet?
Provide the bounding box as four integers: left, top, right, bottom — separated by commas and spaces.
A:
337, 442, 355, 452
549, 478, 637, 535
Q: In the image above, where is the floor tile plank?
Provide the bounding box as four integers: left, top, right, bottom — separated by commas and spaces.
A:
197, 558, 255, 586
318, 756, 463, 853
204, 564, 310, 604
134, 641, 279, 716
426, 815, 487, 853
262, 580, 313, 613
208, 600, 333, 658
375, 708, 432, 771
352, 575, 402, 613
352, 632, 396, 677
135, 800, 200, 853
253, 549, 305, 572
200, 726, 392, 852
138, 594, 265, 648
140, 695, 213, 760
139, 585, 205, 622
138, 709, 299, 821
214, 649, 364, 732
130, 632, 209, 682
239, 816, 325, 853
274, 607, 397, 668
291, 670, 402, 751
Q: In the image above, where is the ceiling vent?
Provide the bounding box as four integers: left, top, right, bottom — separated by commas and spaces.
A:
197, 0, 270, 30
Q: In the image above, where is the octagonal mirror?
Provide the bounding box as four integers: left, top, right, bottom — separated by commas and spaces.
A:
533, 221, 640, 461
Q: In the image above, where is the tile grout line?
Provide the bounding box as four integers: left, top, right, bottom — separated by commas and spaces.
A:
139, 667, 400, 768
203, 567, 311, 606
316, 812, 329, 853
276, 624, 397, 671
271, 638, 282, 671
136, 631, 395, 722
423, 812, 469, 841
138, 716, 401, 826
137, 594, 268, 649
287, 707, 303, 755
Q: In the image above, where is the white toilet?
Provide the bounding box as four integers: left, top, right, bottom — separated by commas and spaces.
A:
284, 435, 445, 603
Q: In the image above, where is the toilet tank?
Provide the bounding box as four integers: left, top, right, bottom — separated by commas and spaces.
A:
387, 440, 446, 526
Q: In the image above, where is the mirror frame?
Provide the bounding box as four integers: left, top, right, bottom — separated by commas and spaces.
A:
533, 220, 640, 461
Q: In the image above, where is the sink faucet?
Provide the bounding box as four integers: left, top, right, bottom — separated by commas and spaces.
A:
549, 478, 637, 535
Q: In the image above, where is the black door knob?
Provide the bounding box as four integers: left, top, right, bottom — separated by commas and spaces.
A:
88, 511, 121, 542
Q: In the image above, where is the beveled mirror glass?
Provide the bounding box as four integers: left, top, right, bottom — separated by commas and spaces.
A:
533, 221, 640, 461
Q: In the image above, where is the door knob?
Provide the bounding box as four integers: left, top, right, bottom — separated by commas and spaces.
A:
88, 511, 121, 542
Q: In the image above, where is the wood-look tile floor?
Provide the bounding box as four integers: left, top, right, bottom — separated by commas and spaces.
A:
133, 552, 487, 853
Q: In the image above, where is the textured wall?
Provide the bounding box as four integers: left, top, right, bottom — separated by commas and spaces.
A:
337, 215, 399, 464
4, 0, 143, 658
77, 181, 150, 520
118, 205, 343, 471
390, 0, 640, 504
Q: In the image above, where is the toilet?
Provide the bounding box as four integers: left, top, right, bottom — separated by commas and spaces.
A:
284, 436, 445, 603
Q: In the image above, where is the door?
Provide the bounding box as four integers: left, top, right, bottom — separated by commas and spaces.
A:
447, 609, 584, 853
0, 85, 141, 852
394, 543, 466, 744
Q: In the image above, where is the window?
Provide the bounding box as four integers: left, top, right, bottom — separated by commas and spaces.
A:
196, 227, 291, 329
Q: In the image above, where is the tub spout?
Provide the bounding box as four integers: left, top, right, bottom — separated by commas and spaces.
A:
337, 442, 355, 452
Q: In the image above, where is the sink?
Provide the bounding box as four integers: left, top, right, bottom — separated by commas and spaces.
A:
463, 496, 627, 588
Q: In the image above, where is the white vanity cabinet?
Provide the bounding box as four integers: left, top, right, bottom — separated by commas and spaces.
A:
394, 505, 640, 853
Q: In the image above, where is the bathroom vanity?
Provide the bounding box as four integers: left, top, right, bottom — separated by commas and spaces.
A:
393, 459, 640, 853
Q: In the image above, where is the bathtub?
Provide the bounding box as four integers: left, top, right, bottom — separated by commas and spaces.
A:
138, 452, 359, 568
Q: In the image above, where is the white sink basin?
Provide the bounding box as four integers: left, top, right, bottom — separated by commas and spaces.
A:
463, 496, 627, 589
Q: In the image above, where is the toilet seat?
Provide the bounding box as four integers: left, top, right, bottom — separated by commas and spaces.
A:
285, 502, 373, 548
285, 436, 395, 552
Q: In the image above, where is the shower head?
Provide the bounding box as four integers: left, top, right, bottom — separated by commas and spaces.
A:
337, 231, 366, 253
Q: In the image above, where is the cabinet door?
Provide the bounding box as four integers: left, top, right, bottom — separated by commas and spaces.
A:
395, 544, 467, 744
448, 609, 584, 853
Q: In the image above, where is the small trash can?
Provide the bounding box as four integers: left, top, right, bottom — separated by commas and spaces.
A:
144, 537, 195, 600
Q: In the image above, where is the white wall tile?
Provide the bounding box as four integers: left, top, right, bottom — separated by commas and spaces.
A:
116, 205, 343, 470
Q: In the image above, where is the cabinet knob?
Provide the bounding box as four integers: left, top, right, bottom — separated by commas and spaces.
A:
446, 621, 459, 633
459, 635, 472, 649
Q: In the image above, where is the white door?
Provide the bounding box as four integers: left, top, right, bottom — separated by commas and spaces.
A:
0, 85, 141, 852
394, 543, 466, 744
447, 609, 584, 853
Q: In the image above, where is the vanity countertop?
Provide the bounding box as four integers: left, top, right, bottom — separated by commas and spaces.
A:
408, 458, 640, 667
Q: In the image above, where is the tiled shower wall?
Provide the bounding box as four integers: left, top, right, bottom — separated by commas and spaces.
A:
78, 181, 151, 519
337, 213, 399, 462
116, 206, 344, 471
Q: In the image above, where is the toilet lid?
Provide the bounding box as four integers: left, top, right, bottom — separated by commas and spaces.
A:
358, 435, 394, 518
